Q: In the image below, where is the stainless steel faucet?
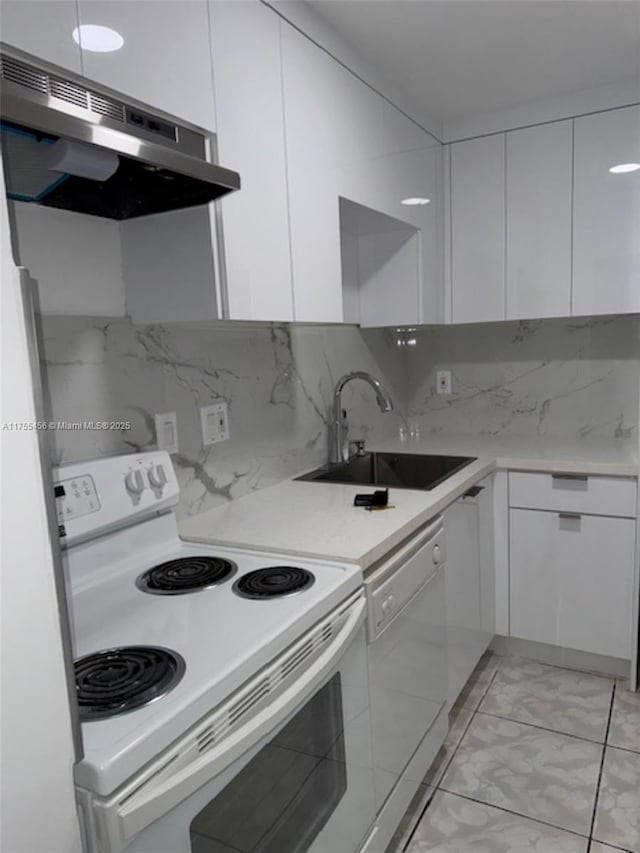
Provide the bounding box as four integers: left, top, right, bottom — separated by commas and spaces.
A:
330, 372, 394, 464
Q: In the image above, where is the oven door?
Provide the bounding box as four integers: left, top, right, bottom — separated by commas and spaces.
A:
88, 592, 375, 853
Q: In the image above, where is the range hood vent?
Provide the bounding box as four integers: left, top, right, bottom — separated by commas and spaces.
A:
2, 55, 139, 131
0, 51, 240, 220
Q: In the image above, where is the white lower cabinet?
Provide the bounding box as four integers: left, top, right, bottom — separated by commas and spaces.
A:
510, 508, 635, 660
444, 477, 495, 706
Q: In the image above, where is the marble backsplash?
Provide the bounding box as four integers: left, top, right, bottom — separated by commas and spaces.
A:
39, 319, 408, 518
40, 313, 639, 518
405, 315, 640, 440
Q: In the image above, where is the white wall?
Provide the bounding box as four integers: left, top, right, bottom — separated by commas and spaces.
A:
0, 161, 82, 853
10, 201, 126, 317
267, 0, 443, 141
443, 75, 640, 142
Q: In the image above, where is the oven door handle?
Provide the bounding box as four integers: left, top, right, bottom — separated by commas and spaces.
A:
104, 594, 367, 851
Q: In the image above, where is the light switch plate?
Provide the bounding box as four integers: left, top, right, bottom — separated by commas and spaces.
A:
155, 412, 179, 454
436, 370, 452, 395
201, 402, 229, 445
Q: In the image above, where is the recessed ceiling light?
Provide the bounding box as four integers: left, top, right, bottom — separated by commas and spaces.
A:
609, 163, 640, 174
401, 197, 431, 206
72, 24, 124, 53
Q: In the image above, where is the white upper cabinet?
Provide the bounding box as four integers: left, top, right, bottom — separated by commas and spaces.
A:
76, 1, 215, 129
332, 53, 443, 327
450, 134, 506, 323
352, 99, 443, 327
281, 24, 343, 323
209, 2, 293, 322
572, 105, 640, 316
506, 121, 572, 320
282, 22, 443, 326
0, 0, 82, 73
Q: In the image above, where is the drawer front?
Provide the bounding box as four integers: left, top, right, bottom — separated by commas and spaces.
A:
509, 471, 637, 517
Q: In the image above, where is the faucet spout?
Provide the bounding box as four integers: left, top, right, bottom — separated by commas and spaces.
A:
330, 371, 394, 464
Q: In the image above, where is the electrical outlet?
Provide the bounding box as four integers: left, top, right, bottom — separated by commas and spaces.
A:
155, 412, 178, 453
436, 370, 452, 395
201, 402, 229, 446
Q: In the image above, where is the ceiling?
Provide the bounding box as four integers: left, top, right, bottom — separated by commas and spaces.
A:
307, 1, 640, 123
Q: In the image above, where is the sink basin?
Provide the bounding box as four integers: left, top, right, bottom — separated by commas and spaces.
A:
296, 451, 476, 491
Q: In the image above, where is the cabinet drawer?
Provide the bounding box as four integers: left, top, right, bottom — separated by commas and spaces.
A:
509, 471, 636, 518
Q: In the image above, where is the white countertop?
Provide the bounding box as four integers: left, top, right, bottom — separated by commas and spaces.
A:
374, 434, 640, 476
179, 435, 638, 570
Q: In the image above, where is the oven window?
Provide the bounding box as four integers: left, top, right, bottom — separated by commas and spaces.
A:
189, 674, 347, 853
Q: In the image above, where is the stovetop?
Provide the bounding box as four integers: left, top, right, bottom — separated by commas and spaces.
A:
65, 512, 362, 797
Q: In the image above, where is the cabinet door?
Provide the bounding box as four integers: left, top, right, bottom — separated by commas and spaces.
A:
76, 0, 215, 129
210, 2, 293, 321
451, 134, 505, 323
510, 509, 635, 659
444, 498, 483, 705
0, 0, 81, 73
477, 476, 496, 644
360, 104, 443, 327
333, 62, 443, 327
573, 105, 640, 316
506, 121, 572, 319
281, 24, 342, 323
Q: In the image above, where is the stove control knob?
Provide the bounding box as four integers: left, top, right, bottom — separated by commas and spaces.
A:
124, 469, 145, 498
148, 464, 167, 492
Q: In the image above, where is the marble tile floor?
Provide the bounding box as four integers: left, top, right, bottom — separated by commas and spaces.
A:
389, 653, 640, 853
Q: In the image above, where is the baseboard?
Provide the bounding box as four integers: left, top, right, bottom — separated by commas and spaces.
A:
490, 635, 630, 680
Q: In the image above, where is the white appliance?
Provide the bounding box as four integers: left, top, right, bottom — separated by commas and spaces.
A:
53, 451, 375, 853
0, 49, 240, 220
1, 158, 83, 850
363, 517, 448, 853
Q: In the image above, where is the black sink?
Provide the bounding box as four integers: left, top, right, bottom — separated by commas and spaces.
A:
296, 451, 476, 491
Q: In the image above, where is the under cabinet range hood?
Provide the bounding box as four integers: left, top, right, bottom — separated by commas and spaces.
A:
0, 50, 240, 220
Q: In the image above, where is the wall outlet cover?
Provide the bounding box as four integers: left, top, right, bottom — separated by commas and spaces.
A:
436, 370, 452, 395
201, 402, 230, 445
155, 412, 178, 453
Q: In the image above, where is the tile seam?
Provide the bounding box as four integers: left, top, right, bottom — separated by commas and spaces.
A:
475, 709, 609, 746
436, 789, 592, 842
588, 682, 617, 844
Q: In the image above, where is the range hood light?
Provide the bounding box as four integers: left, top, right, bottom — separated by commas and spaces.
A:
401, 197, 430, 206
608, 163, 640, 174
46, 139, 119, 181
72, 25, 124, 53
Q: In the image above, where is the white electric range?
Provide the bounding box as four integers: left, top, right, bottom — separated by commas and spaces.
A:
54, 451, 374, 853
